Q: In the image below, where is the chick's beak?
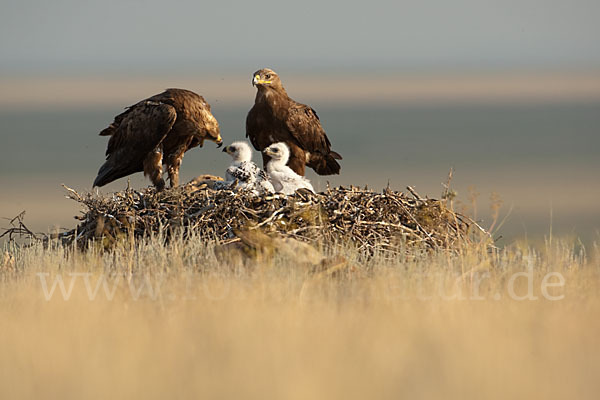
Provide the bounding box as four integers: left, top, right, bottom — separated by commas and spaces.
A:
222, 146, 228, 153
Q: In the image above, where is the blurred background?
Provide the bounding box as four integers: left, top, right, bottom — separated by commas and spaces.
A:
1, 0, 599, 245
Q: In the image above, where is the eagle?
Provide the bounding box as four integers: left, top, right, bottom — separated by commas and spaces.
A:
222, 141, 274, 195
263, 142, 314, 195
93, 88, 222, 190
246, 68, 342, 176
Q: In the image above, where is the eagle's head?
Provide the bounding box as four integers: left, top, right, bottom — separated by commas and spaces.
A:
197, 109, 223, 148
252, 68, 283, 90
263, 142, 290, 164
222, 141, 253, 163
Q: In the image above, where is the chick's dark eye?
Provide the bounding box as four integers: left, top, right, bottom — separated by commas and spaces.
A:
272, 148, 278, 152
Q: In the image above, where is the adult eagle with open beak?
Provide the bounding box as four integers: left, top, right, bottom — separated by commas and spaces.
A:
246, 68, 342, 176
93, 88, 222, 191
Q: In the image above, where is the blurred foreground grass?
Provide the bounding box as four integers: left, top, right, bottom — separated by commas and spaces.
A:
1, 234, 599, 399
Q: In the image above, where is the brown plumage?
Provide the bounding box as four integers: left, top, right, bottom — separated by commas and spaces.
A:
246, 68, 342, 176
93, 89, 222, 190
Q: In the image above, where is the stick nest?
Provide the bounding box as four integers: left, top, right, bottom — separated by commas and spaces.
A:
54, 183, 489, 254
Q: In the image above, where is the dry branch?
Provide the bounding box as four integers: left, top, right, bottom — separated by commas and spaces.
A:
53, 183, 491, 254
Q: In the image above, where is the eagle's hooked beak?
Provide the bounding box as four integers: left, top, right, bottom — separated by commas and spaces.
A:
216, 134, 223, 148
253, 74, 272, 86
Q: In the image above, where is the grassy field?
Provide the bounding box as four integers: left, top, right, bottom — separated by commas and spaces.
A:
1, 232, 599, 399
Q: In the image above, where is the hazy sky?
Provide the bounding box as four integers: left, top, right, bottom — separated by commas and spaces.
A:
1, 0, 599, 76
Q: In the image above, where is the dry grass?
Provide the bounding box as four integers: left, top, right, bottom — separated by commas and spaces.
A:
1, 232, 599, 400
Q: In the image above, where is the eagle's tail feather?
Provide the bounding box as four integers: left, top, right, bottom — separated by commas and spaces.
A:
330, 151, 343, 160
312, 152, 341, 175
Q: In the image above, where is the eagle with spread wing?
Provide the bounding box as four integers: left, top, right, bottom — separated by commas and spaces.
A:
246, 68, 342, 176
93, 89, 222, 190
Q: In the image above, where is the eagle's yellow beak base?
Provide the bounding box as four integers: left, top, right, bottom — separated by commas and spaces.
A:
253, 75, 272, 86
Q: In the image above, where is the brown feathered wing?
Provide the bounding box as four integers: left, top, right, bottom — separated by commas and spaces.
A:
93, 102, 177, 187
285, 103, 342, 175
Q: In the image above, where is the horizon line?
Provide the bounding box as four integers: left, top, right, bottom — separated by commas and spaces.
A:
2, 71, 600, 109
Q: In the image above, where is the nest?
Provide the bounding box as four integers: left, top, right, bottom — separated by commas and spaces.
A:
53, 183, 489, 254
